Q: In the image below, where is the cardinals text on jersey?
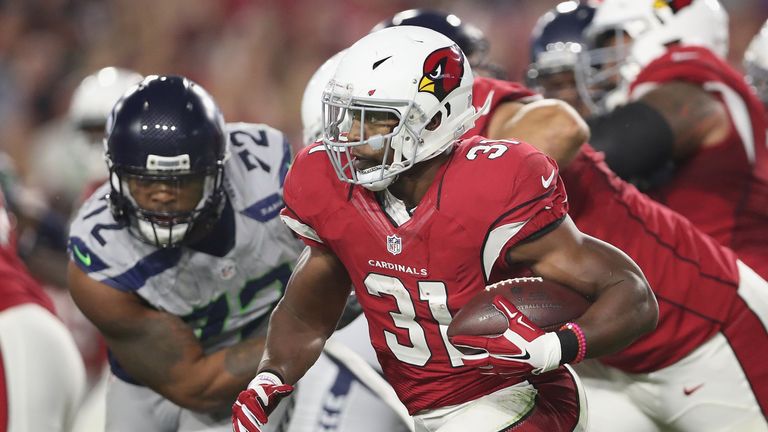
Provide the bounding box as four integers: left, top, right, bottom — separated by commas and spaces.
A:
280, 136, 568, 414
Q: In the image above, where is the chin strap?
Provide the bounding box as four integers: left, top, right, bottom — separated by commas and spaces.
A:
358, 169, 397, 191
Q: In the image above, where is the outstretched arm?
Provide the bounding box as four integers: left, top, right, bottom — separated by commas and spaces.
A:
68, 261, 267, 414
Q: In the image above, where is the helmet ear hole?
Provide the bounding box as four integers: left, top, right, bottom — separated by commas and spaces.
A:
426, 112, 442, 131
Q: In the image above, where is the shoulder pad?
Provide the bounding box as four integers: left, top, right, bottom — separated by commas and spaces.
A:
224, 123, 293, 220
68, 183, 149, 284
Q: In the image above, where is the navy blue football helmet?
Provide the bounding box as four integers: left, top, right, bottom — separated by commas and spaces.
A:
105, 75, 229, 248
528, 1, 595, 81
372, 9, 503, 77
527, 1, 596, 116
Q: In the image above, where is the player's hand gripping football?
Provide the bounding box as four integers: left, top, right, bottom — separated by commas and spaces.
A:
232, 372, 293, 432
449, 295, 562, 377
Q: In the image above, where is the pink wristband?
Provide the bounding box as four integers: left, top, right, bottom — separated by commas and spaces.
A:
560, 322, 587, 363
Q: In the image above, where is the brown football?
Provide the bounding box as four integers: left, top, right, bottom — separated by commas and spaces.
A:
448, 277, 591, 337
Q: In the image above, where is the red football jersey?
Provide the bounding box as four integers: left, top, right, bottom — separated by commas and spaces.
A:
564, 146, 742, 372
0, 192, 54, 314
281, 137, 568, 414
630, 45, 768, 279
470, 78, 744, 372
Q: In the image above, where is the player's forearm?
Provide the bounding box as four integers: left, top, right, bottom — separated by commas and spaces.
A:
117, 335, 267, 414
254, 245, 352, 385
184, 337, 269, 413
563, 236, 658, 358
574, 268, 658, 358
518, 227, 658, 359
103, 307, 269, 414
257, 300, 332, 385
586, 101, 675, 179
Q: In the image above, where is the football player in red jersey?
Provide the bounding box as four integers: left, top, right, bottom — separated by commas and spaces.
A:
574, 0, 768, 279
475, 74, 768, 432
294, 48, 414, 432
232, 26, 658, 432
0, 189, 86, 431
470, 2, 768, 430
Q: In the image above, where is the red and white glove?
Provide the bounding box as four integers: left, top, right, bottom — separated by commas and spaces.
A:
232, 372, 294, 432
449, 295, 562, 377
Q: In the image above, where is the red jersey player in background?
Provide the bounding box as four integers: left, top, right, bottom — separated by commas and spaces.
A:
514, 2, 768, 430
575, 0, 768, 279
232, 26, 657, 432
0, 188, 86, 431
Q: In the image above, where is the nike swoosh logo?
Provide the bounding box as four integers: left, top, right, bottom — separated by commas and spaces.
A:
516, 315, 535, 332
73, 245, 92, 266
495, 350, 531, 361
541, 169, 556, 188
683, 384, 704, 396
372, 56, 392, 70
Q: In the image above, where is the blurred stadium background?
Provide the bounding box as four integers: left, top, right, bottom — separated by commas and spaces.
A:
3, 0, 766, 180
1, 0, 766, 429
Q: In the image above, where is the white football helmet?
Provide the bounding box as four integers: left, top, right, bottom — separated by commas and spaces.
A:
744, 19, 768, 107
301, 50, 346, 146
577, 0, 728, 113
322, 26, 479, 191
69, 67, 144, 133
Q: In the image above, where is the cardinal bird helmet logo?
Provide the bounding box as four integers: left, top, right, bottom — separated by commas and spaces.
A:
418, 45, 466, 102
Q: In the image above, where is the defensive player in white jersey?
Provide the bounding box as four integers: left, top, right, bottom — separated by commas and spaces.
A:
67, 75, 303, 431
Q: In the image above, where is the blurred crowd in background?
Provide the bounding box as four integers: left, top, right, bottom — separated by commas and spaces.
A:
3, 0, 766, 172
0, 0, 767, 386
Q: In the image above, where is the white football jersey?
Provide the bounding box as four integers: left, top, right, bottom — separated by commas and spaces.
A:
68, 122, 303, 381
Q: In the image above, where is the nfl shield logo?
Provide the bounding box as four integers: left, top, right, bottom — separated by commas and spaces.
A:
386, 234, 402, 256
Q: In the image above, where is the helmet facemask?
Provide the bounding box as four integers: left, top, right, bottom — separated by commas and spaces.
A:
746, 61, 768, 108
745, 22, 768, 108
321, 80, 437, 191
577, 0, 729, 114
575, 28, 637, 114
107, 155, 226, 248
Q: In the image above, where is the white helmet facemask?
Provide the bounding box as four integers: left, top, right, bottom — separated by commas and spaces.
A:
321, 26, 481, 191
745, 20, 768, 106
